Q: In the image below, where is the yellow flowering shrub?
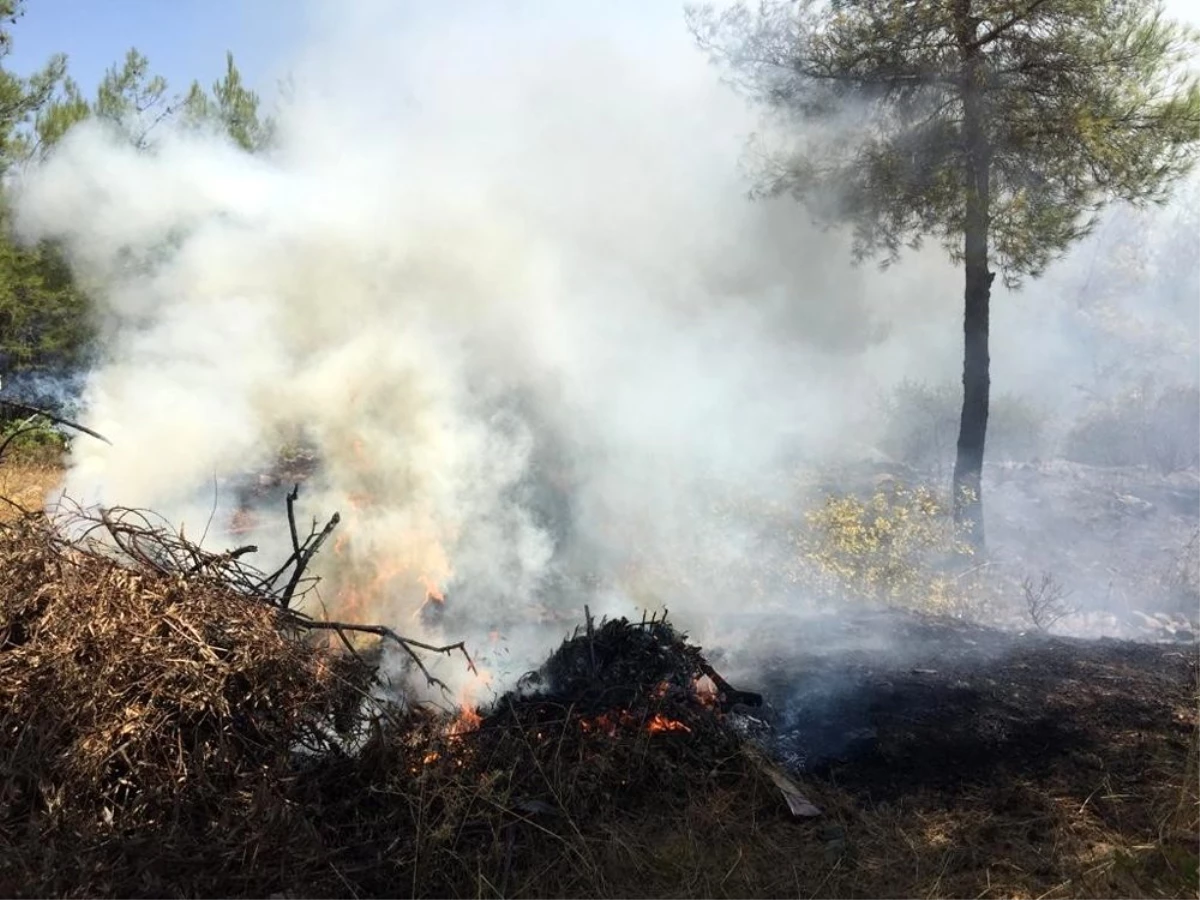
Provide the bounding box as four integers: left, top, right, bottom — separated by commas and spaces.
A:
796, 481, 975, 613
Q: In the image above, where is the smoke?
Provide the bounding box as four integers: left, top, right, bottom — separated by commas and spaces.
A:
10, 0, 1195, 696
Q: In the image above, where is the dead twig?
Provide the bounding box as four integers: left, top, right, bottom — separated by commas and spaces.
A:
281, 507, 341, 610
39, 486, 476, 704
0, 399, 112, 448
1022, 571, 1075, 633
287, 615, 476, 691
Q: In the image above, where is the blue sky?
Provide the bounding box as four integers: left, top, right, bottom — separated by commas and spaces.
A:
5, 0, 1198, 112
6, 0, 303, 102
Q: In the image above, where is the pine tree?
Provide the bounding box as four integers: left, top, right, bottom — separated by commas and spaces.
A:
691, 0, 1200, 546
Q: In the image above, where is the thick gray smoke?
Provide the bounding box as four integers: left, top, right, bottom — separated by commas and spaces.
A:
11, 0, 1195, 697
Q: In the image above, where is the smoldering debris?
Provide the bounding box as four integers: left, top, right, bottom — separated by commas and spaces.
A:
3, 481, 1196, 899
0, 476, 822, 897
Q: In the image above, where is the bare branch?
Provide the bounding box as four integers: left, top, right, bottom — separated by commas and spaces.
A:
287, 616, 477, 692
0, 399, 111, 446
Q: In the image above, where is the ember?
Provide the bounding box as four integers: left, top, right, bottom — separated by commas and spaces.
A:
477, 612, 759, 765
578, 708, 691, 736
446, 705, 482, 737
646, 713, 691, 734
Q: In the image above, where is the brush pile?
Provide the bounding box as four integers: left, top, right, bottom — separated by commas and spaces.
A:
0, 479, 786, 897
463, 615, 763, 837
0, 504, 378, 896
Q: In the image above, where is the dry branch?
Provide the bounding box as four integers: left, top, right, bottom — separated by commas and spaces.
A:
0, 398, 112, 448
42, 485, 471, 700
287, 614, 476, 691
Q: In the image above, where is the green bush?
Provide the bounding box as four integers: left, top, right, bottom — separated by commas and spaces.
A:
0, 414, 69, 464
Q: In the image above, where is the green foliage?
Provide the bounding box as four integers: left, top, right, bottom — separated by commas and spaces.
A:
0, 203, 91, 374
181, 52, 275, 153
22, 75, 87, 158
690, 0, 1200, 286
92, 48, 171, 149
0, 9, 274, 385
0, 413, 67, 463
0, 3, 92, 377
794, 481, 975, 613
879, 379, 1047, 475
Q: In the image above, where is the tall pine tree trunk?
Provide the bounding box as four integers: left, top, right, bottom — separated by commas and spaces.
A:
953, 2, 992, 549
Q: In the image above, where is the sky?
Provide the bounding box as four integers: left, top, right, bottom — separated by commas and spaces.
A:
6, 0, 301, 101
8, 0, 1199, 103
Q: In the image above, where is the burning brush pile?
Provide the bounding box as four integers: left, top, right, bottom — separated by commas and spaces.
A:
430, 611, 771, 822
0, 464, 808, 897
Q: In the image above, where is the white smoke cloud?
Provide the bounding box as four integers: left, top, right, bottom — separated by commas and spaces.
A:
21, 0, 1189, 695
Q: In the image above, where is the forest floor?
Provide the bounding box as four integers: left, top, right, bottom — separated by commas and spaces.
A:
1, 459, 1196, 898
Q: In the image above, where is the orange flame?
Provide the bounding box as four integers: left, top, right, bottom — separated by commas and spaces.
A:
416, 573, 446, 618
577, 709, 691, 736
442, 667, 493, 738
646, 713, 691, 734
578, 712, 629, 737
446, 705, 482, 737
422, 583, 445, 604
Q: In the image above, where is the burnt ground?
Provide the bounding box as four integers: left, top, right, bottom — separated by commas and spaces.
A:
678, 609, 1200, 898
5, 452, 1196, 897
733, 611, 1194, 782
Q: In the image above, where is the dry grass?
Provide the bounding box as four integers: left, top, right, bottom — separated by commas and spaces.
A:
0, 484, 1195, 897
0, 462, 62, 520
0, 511, 371, 897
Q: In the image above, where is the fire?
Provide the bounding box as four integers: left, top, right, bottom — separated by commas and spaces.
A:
329, 521, 453, 626
578, 712, 628, 736
336, 585, 368, 625
347, 491, 373, 510
646, 713, 691, 734
578, 709, 691, 736
442, 668, 492, 738
415, 573, 446, 619
446, 705, 482, 737
417, 573, 445, 602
